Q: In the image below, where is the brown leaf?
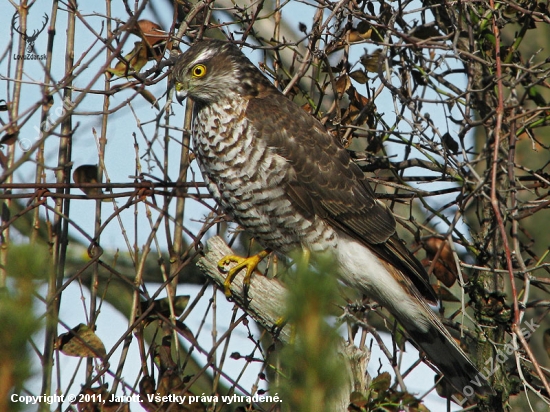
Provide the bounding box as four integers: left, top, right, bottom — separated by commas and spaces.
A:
341, 88, 373, 128
0, 149, 9, 168
411, 69, 428, 86
360, 49, 383, 73
57, 324, 107, 358
301, 103, 313, 114
133, 20, 165, 47
348, 27, 372, 42
1, 202, 10, 223
441, 132, 459, 154
175, 320, 200, 348
349, 70, 368, 84
106, 41, 149, 78
140, 295, 190, 319
351, 89, 370, 108
335, 75, 351, 96
370, 371, 391, 392
409, 23, 442, 40
73, 165, 103, 198
139, 376, 158, 411
0, 124, 20, 146
140, 375, 156, 397
356, 21, 372, 38
349, 391, 368, 407
424, 258, 456, 289
134, 20, 170, 60
424, 237, 460, 287
42, 94, 54, 111
346, 22, 373, 43
137, 88, 160, 109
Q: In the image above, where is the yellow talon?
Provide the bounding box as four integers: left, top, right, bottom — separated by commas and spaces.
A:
218, 249, 271, 297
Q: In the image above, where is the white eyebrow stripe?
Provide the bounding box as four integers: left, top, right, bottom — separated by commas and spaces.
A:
193, 48, 217, 63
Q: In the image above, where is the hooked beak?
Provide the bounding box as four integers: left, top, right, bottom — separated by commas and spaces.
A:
174, 82, 188, 104
175, 88, 188, 105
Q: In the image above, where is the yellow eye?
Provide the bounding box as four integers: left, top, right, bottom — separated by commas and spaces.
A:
191, 64, 207, 78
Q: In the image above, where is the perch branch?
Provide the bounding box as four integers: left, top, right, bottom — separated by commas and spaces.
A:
196, 236, 291, 343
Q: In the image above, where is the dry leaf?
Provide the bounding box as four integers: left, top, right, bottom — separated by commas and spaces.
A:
348, 391, 368, 407
424, 237, 461, 287
73, 164, 103, 198
301, 103, 313, 114
133, 20, 164, 47
348, 28, 372, 42
340, 87, 373, 128
140, 295, 190, 319
57, 324, 107, 358
441, 132, 459, 154
140, 337, 206, 412
138, 88, 160, 109
106, 41, 149, 78
107, 19, 169, 79
411, 69, 428, 86
335, 75, 351, 96
132, 20, 170, 60
1, 202, 10, 223
344, 22, 373, 44
42, 94, 54, 111
0, 150, 9, 168
349, 70, 368, 84
409, 23, 442, 40
0, 124, 20, 146
360, 49, 383, 73
370, 371, 391, 392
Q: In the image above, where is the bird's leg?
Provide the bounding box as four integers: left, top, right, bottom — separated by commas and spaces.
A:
218, 249, 272, 297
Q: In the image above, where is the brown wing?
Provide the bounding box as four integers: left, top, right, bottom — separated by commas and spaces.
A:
246, 91, 437, 303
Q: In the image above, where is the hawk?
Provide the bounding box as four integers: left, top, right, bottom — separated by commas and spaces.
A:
173, 39, 489, 395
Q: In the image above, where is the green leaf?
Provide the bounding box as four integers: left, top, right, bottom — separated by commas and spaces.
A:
370, 371, 391, 392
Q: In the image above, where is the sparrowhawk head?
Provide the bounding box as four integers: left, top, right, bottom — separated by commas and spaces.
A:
173, 40, 274, 104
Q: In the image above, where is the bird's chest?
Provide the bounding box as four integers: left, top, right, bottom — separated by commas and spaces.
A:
192, 101, 253, 168
192, 101, 276, 202
191, 101, 336, 253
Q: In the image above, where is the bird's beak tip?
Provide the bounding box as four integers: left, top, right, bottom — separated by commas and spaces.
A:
175, 90, 187, 105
